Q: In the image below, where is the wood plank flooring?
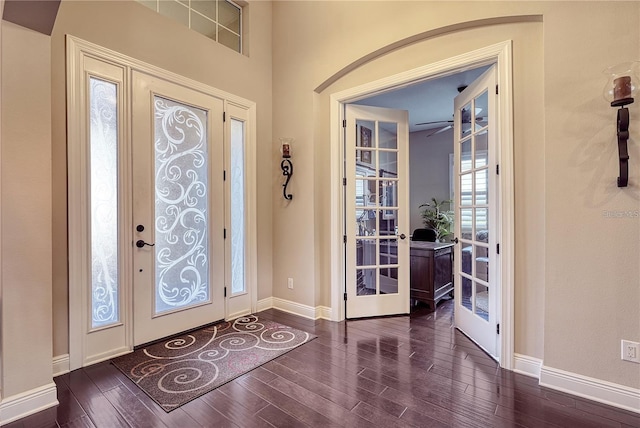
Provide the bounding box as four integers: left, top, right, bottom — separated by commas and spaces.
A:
6, 300, 640, 427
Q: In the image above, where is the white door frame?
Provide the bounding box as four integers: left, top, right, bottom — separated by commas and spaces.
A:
329, 40, 515, 369
67, 36, 258, 370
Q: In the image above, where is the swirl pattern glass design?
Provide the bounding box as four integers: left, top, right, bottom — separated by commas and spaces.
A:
154, 96, 210, 314
112, 315, 314, 411
90, 77, 119, 328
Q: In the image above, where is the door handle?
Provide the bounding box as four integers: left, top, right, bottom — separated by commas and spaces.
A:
136, 239, 155, 248
453, 237, 459, 244
399, 233, 407, 240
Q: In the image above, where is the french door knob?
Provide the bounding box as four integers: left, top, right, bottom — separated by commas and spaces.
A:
136, 224, 145, 232
136, 239, 155, 248
399, 233, 407, 240
453, 237, 459, 244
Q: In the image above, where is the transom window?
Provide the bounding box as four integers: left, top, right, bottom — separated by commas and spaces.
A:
137, 0, 242, 53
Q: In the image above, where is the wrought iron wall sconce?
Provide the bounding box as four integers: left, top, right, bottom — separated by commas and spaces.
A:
604, 62, 639, 187
280, 138, 293, 200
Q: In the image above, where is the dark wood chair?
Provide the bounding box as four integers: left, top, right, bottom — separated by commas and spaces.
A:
412, 228, 437, 242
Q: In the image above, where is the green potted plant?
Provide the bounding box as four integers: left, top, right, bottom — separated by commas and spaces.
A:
419, 198, 454, 242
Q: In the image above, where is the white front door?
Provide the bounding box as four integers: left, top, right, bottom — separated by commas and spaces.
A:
453, 65, 500, 359
345, 105, 410, 318
131, 71, 225, 346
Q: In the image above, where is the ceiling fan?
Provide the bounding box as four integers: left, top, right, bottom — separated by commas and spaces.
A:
416, 107, 486, 138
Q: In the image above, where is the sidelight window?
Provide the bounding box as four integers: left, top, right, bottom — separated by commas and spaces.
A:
89, 77, 120, 329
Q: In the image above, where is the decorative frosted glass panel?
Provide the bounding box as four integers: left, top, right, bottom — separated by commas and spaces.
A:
90, 77, 119, 329
230, 118, 245, 294
154, 96, 210, 314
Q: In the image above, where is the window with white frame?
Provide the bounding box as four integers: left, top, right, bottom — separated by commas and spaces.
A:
137, 0, 242, 53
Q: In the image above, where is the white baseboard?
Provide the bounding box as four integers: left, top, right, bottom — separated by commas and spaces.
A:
256, 297, 274, 313
256, 297, 332, 320
540, 365, 640, 414
0, 382, 58, 426
227, 309, 252, 321
53, 354, 70, 377
513, 353, 542, 379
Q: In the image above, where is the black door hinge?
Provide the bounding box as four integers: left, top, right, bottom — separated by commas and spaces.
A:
223, 111, 226, 122
224, 228, 227, 239
497, 323, 500, 334
342, 119, 347, 128
224, 287, 227, 297
497, 243, 500, 254
496, 84, 499, 95
496, 164, 500, 175
343, 178, 347, 186
223, 170, 226, 181
343, 292, 347, 301
343, 235, 347, 244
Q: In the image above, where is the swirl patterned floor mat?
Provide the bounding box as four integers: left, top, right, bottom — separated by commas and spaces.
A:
111, 314, 315, 411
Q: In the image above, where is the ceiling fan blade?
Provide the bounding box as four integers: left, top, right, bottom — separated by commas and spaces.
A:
425, 125, 452, 138
415, 120, 453, 126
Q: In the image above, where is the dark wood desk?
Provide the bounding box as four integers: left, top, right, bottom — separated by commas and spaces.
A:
410, 241, 454, 310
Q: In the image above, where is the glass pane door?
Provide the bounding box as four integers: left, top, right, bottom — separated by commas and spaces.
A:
346, 105, 409, 318
453, 65, 498, 359
459, 89, 490, 321
355, 120, 399, 296
132, 71, 225, 346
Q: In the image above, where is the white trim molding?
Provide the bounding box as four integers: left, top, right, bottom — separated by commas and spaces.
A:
52, 354, 70, 377
540, 365, 640, 414
0, 383, 58, 426
256, 297, 332, 321
513, 353, 542, 379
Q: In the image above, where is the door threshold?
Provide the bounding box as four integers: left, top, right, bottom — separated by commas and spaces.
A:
133, 318, 225, 350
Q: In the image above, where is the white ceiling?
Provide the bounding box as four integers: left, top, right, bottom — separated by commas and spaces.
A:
353, 65, 490, 133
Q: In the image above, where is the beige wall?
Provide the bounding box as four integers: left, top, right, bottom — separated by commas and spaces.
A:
1, 21, 53, 397
409, 129, 454, 234
272, 1, 639, 390
51, 0, 273, 357
542, 3, 640, 388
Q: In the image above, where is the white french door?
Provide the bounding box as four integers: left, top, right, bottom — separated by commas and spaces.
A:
345, 105, 410, 318
131, 72, 225, 346
453, 65, 500, 359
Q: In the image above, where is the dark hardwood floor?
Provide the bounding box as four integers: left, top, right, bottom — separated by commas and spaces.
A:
6, 300, 640, 427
